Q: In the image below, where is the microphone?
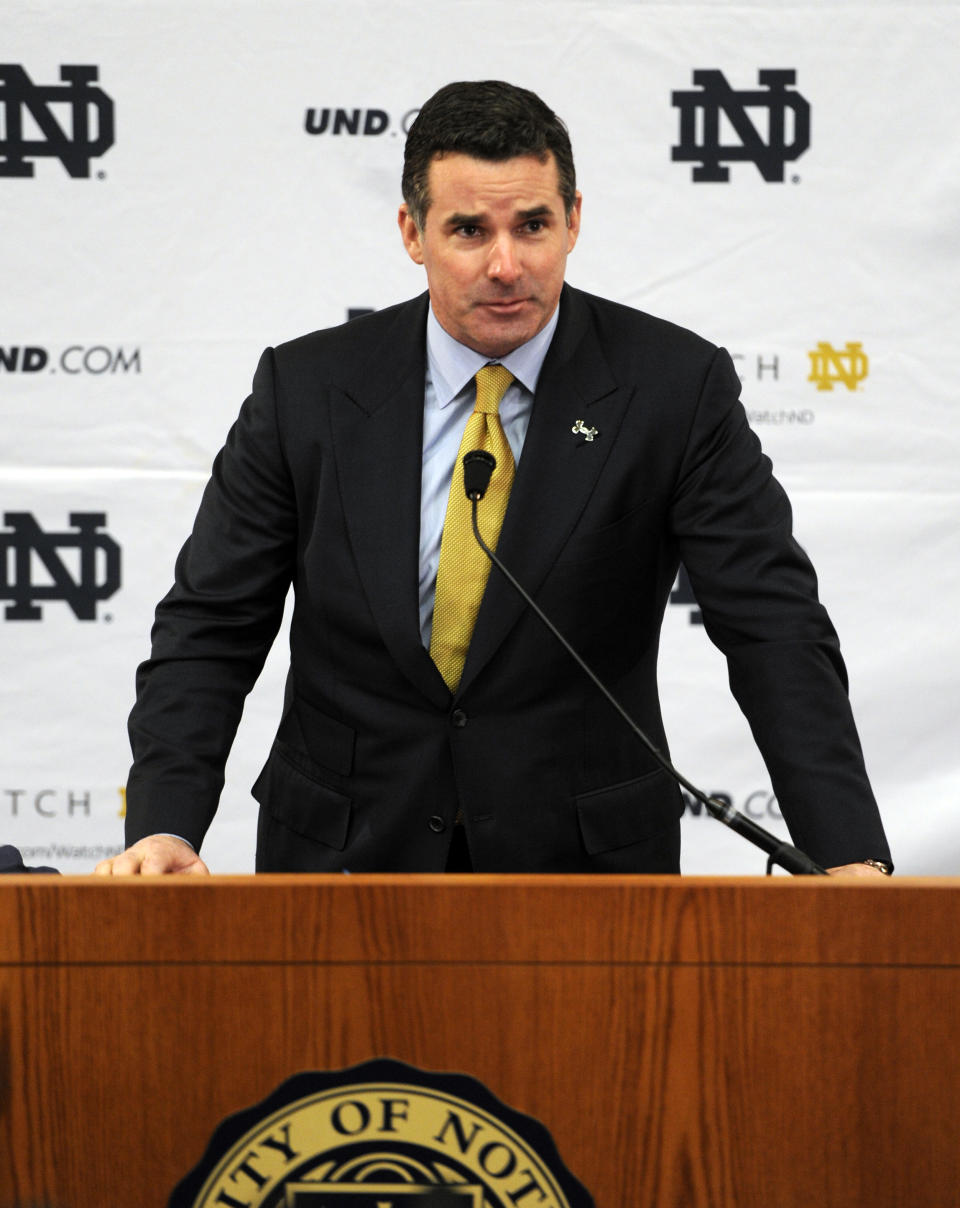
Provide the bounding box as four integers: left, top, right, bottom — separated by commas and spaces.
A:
463, 449, 496, 501
463, 451, 827, 876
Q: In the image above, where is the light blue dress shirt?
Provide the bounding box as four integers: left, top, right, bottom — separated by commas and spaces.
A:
418, 304, 560, 646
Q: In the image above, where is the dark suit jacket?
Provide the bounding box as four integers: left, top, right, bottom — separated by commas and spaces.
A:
126, 286, 891, 872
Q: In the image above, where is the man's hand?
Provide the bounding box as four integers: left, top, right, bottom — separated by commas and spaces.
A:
826, 862, 890, 878
94, 835, 210, 877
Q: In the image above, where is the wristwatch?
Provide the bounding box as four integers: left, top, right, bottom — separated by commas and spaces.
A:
861, 858, 893, 875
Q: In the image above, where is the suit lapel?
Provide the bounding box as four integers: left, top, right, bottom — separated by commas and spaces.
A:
458, 287, 633, 696
328, 294, 450, 707
328, 287, 634, 705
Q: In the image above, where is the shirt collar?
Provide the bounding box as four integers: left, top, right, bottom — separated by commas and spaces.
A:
426, 302, 560, 409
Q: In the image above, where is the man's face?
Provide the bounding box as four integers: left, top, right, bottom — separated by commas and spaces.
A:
398, 152, 581, 358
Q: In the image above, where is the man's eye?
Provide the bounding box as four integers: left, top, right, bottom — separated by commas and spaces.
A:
524, 219, 545, 233
455, 225, 480, 237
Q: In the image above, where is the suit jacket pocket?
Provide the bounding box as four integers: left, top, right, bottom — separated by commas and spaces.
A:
576, 769, 681, 855
555, 497, 655, 568
252, 747, 353, 851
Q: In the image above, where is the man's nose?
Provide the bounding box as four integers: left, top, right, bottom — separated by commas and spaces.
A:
487, 236, 521, 283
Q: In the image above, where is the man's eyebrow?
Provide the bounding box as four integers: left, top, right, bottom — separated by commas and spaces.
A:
445, 211, 484, 227
443, 204, 556, 227
517, 204, 553, 220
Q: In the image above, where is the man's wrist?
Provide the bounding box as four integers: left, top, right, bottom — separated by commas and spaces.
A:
860, 858, 893, 875
155, 833, 196, 852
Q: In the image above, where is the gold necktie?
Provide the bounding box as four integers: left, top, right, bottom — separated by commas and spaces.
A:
430, 364, 516, 691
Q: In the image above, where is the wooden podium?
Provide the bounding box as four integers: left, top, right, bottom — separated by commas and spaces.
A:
2, 875, 959, 1207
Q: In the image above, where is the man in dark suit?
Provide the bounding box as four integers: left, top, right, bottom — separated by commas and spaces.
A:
96, 81, 891, 878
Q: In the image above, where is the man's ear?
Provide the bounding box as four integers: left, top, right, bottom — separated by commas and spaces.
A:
398, 205, 425, 265
566, 191, 583, 253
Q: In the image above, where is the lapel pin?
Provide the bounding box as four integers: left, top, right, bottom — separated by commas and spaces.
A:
571, 419, 599, 442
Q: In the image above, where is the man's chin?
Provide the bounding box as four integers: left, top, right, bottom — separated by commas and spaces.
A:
464, 303, 542, 357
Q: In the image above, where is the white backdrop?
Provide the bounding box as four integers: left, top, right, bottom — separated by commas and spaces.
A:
2, 0, 958, 874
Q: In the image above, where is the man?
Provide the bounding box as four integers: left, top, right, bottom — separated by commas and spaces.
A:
96, 81, 891, 878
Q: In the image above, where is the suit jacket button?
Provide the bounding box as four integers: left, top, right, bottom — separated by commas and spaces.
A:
451, 709, 468, 728
428, 815, 446, 833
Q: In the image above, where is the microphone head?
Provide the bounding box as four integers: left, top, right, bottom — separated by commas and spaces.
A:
463, 449, 496, 500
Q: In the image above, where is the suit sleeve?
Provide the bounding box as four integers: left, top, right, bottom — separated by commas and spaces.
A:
669, 348, 891, 870
125, 349, 296, 849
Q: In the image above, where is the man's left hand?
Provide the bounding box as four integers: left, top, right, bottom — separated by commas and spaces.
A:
826, 862, 890, 877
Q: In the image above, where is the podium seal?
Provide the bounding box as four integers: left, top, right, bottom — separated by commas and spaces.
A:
169, 1059, 594, 1207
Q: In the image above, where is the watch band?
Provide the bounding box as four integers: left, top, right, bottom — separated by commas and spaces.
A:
862, 858, 893, 875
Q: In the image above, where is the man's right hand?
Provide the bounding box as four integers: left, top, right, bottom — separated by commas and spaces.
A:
94, 835, 210, 876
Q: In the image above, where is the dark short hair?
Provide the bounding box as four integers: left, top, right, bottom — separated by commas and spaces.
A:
402, 80, 577, 229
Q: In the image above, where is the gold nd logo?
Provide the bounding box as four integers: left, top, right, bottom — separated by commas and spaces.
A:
807, 341, 869, 391
170, 1061, 593, 1208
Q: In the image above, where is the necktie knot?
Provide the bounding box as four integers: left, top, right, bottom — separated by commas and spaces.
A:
474, 364, 515, 415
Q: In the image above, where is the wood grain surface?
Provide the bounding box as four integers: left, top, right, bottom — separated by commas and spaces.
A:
1, 876, 958, 1208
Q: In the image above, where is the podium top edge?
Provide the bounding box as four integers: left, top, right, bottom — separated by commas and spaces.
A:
3, 875, 959, 967
1, 873, 955, 887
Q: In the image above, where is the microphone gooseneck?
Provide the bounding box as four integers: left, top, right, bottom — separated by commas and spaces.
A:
462, 451, 827, 876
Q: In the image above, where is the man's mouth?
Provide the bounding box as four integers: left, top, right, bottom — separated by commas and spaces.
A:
480, 298, 529, 314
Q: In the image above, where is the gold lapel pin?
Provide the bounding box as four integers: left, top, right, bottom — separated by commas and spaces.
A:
571, 419, 599, 442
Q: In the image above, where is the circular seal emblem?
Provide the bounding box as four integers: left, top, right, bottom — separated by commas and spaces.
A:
169, 1059, 593, 1208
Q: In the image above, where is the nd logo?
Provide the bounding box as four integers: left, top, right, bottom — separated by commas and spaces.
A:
1, 512, 121, 620
0, 63, 114, 177
672, 68, 810, 182
807, 342, 869, 391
